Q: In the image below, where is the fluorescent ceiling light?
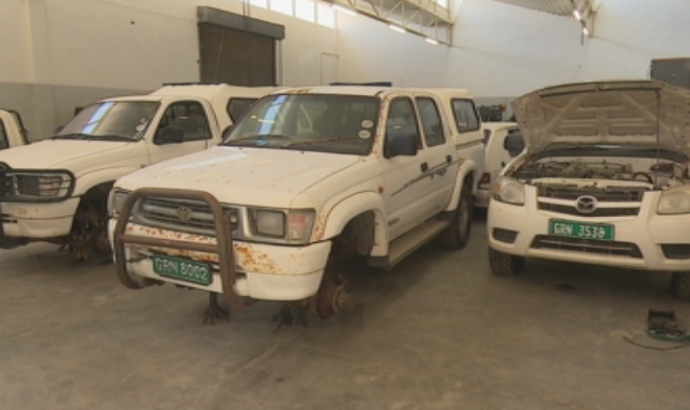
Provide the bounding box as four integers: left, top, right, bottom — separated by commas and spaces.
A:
388, 24, 406, 34
582, 26, 590, 36
573, 9, 582, 21
333, 4, 356, 16
425, 38, 439, 45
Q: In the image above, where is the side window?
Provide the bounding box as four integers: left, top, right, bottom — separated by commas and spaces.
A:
0, 120, 8, 150
416, 97, 445, 147
158, 101, 211, 142
451, 99, 480, 133
227, 98, 257, 123
385, 97, 421, 157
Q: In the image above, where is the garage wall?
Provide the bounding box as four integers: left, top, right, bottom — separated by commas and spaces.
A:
0, 0, 338, 139
336, 0, 690, 116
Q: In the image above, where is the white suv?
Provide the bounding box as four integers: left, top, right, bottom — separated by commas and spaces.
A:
487, 80, 690, 300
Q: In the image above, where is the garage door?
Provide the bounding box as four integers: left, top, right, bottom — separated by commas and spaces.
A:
198, 24, 276, 86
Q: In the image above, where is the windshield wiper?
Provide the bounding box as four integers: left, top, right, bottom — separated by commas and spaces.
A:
84, 134, 135, 141
224, 134, 293, 147
51, 133, 92, 140
287, 137, 362, 147
51, 133, 133, 141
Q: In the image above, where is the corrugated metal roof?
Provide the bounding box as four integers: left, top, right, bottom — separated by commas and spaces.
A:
489, 0, 576, 16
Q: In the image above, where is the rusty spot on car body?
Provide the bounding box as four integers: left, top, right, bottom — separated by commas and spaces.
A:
313, 212, 328, 241
126, 224, 283, 274
234, 242, 281, 274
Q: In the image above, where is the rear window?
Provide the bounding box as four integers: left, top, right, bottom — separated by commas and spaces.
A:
451, 99, 480, 133
227, 98, 258, 122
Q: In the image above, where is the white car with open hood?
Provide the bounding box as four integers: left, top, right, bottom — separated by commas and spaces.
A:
487, 79, 690, 300
0, 84, 277, 260
109, 86, 485, 320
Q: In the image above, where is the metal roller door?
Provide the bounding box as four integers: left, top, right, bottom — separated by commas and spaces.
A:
198, 24, 276, 86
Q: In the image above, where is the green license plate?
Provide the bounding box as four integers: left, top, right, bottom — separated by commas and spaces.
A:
152, 255, 212, 286
548, 219, 614, 241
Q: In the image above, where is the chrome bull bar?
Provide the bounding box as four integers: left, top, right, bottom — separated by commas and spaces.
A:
113, 187, 243, 306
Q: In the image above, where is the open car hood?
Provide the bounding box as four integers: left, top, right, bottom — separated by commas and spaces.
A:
512, 80, 690, 156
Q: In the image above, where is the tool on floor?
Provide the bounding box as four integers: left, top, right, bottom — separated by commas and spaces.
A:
646, 309, 690, 342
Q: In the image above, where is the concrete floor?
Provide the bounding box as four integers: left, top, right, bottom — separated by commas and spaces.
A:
1, 217, 690, 410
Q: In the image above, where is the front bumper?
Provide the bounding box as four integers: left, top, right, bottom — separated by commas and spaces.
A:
487, 192, 690, 272
109, 219, 330, 300
1, 199, 79, 239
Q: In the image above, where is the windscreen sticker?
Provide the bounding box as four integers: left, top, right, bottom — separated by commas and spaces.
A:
358, 130, 372, 139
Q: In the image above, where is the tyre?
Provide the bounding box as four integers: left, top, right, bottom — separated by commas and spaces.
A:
438, 184, 473, 249
671, 272, 690, 301
488, 247, 524, 276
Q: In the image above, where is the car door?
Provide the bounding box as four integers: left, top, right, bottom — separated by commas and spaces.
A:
381, 96, 437, 240
414, 95, 457, 215
146, 100, 216, 165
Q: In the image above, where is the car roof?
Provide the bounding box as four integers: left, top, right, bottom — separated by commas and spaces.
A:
274, 86, 475, 99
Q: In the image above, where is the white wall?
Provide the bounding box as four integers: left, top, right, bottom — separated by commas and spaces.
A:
336, 0, 690, 100
0, 0, 339, 136
4, 0, 690, 134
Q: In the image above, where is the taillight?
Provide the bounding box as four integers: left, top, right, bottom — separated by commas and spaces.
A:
478, 173, 491, 189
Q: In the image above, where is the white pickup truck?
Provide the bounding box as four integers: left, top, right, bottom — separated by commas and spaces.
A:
0, 84, 276, 260
110, 86, 485, 321
0, 109, 29, 150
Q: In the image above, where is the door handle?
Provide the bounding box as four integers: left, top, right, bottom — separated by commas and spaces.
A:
421, 162, 429, 172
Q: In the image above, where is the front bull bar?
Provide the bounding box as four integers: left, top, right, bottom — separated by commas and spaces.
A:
113, 188, 243, 306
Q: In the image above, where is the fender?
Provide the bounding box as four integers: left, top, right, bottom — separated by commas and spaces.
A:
445, 159, 477, 212
73, 166, 141, 197
315, 191, 389, 257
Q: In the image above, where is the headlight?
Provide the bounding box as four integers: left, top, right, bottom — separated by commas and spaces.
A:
253, 210, 285, 237
251, 208, 315, 243
109, 189, 132, 217
657, 190, 690, 215
3, 170, 75, 201
492, 177, 525, 205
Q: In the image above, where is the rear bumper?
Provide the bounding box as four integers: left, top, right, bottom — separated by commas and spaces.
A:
475, 189, 491, 208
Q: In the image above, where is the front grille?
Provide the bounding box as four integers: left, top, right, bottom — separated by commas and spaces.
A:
538, 202, 640, 217
136, 197, 239, 236
531, 235, 642, 258
538, 186, 646, 202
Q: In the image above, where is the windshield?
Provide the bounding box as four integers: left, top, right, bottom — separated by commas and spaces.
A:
55, 101, 160, 141
223, 94, 380, 155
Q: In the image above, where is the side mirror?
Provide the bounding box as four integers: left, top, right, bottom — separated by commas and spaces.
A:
504, 131, 525, 158
155, 126, 184, 145
386, 131, 418, 158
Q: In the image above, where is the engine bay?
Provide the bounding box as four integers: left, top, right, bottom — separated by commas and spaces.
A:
509, 156, 689, 190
